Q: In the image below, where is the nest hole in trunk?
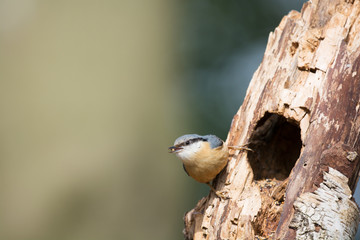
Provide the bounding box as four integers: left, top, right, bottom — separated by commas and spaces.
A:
247, 112, 302, 180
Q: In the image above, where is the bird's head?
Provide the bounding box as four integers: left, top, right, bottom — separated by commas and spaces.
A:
169, 134, 223, 160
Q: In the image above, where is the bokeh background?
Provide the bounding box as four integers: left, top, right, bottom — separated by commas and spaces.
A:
1, 1, 359, 240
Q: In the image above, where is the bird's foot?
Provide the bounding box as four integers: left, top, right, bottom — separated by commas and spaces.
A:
214, 190, 230, 200
206, 182, 230, 200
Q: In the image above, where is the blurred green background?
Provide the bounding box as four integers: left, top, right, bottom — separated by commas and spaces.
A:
3, 1, 348, 240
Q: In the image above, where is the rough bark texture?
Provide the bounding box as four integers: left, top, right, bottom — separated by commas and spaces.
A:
289, 167, 359, 239
183, 0, 360, 239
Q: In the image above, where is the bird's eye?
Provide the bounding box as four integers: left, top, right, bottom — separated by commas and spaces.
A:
185, 141, 190, 145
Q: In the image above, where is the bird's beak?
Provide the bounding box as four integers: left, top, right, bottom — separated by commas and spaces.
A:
168, 146, 182, 153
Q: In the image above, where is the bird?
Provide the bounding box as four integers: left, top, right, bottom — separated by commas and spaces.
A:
169, 134, 251, 199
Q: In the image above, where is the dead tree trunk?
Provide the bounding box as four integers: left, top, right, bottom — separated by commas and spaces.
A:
184, 1, 360, 239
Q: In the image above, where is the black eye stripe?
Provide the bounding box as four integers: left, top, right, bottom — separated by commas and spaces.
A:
177, 137, 207, 147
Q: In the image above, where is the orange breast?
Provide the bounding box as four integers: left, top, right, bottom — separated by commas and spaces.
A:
183, 142, 229, 183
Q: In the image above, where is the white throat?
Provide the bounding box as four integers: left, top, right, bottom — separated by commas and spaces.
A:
176, 141, 202, 162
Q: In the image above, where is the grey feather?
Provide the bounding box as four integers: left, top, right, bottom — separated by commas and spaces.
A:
173, 134, 223, 149
173, 134, 202, 145
203, 135, 224, 149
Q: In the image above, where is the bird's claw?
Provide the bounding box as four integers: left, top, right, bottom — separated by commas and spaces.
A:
214, 190, 230, 200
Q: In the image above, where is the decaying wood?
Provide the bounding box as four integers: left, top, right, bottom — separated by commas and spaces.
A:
183, 0, 360, 239
289, 167, 359, 239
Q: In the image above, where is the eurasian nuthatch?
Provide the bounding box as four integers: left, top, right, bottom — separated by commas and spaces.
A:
169, 134, 250, 198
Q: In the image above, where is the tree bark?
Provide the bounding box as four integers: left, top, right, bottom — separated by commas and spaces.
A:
183, 0, 360, 239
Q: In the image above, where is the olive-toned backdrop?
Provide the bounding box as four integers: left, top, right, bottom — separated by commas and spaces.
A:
6, 1, 356, 240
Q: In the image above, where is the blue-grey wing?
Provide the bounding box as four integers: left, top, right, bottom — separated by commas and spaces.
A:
204, 135, 224, 149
